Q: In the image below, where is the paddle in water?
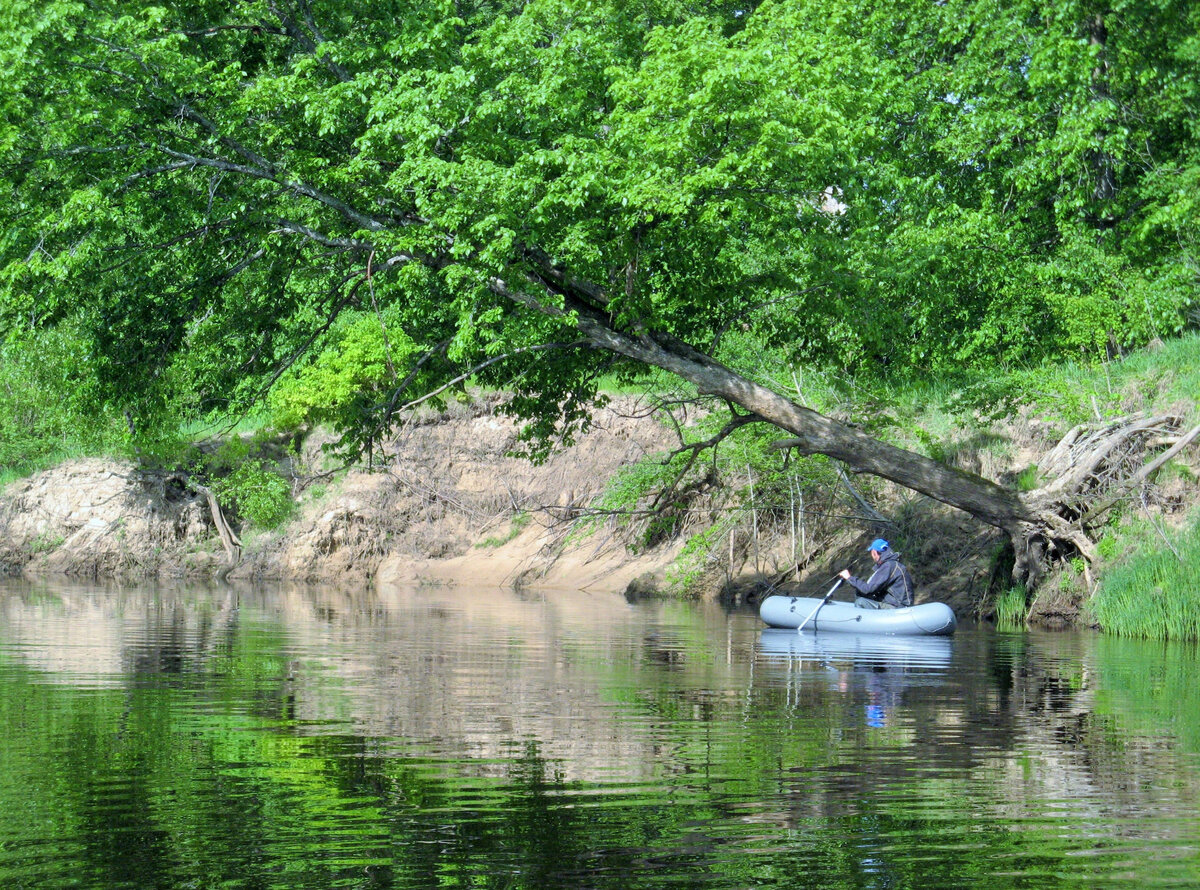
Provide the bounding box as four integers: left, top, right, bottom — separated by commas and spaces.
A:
796, 578, 843, 634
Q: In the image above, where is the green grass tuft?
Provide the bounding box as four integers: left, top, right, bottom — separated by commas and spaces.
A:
1087, 516, 1200, 641
1014, 465, 1040, 491
993, 586, 1028, 629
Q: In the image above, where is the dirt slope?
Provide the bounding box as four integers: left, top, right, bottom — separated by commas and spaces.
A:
0, 397, 689, 593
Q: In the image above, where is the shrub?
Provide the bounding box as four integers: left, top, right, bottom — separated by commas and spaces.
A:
211, 461, 294, 530
268, 308, 419, 454
204, 436, 295, 531
0, 328, 122, 474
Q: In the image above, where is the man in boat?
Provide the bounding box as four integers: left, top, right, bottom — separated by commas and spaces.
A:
838, 539, 915, 609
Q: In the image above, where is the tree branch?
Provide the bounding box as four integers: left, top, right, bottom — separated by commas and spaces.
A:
1077, 422, 1200, 527
650, 412, 759, 511
154, 146, 402, 233
384, 341, 589, 414
174, 24, 289, 38
266, 0, 353, 83
173, 103, 280, 175
485, 270, 1033, 529
272, 218, 373, 252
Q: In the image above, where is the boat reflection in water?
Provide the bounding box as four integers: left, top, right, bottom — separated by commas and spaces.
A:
758, 627, 954, 666
757, 628, 953, 728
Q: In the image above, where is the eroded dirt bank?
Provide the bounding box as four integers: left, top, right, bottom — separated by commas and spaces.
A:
0, 399, 693, 594
6, 396, 1189, 621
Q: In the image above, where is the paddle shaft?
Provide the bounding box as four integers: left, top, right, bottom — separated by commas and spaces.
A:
796, 578, 843, 633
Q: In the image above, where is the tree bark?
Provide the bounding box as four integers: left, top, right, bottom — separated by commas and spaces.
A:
197, 484, 243, 567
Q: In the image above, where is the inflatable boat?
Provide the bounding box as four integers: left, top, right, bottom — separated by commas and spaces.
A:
759, 594, 957, 636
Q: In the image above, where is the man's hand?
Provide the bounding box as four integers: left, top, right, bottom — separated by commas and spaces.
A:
838, 569, 851, 580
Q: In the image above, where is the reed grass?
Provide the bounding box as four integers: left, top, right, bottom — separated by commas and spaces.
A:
992, 586, 1029, 629
1086, 516, 1200, 641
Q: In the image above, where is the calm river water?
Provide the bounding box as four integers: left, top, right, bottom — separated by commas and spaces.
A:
0, 578, 1197, 889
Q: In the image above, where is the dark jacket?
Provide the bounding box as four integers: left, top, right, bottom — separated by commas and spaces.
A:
845, 550, 914, 608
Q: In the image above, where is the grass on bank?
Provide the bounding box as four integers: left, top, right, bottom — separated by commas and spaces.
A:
1086, 513, 1200, 641
992, 585, 1030, 630
850, 332, 1200, 462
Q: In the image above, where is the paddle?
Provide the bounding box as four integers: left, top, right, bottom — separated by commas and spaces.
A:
796, 578, 843, 634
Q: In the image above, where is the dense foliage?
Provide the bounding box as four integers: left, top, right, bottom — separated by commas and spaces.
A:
1, 0, 1195, 463
0, 327, 125, 477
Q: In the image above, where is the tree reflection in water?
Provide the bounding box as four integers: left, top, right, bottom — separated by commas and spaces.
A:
0, 580, 1197, 888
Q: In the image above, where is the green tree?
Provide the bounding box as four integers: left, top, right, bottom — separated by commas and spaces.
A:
0, 0, 1196, 585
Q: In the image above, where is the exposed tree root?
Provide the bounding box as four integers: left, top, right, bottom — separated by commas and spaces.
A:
1012, 414, 1191, 588
196, 484, 243, 567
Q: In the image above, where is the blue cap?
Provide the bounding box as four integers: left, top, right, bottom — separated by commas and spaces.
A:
868, 538, 890, 553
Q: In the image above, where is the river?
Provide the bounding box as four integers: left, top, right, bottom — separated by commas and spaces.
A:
0, 578, 1197, 889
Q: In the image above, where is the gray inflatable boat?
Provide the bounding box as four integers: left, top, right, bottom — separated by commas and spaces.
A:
759, 594, 956, 636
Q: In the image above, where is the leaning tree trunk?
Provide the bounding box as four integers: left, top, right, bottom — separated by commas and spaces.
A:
490, 270, 1196, 589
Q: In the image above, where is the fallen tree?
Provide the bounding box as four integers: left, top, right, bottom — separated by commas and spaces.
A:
490, 261, 1192, 586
